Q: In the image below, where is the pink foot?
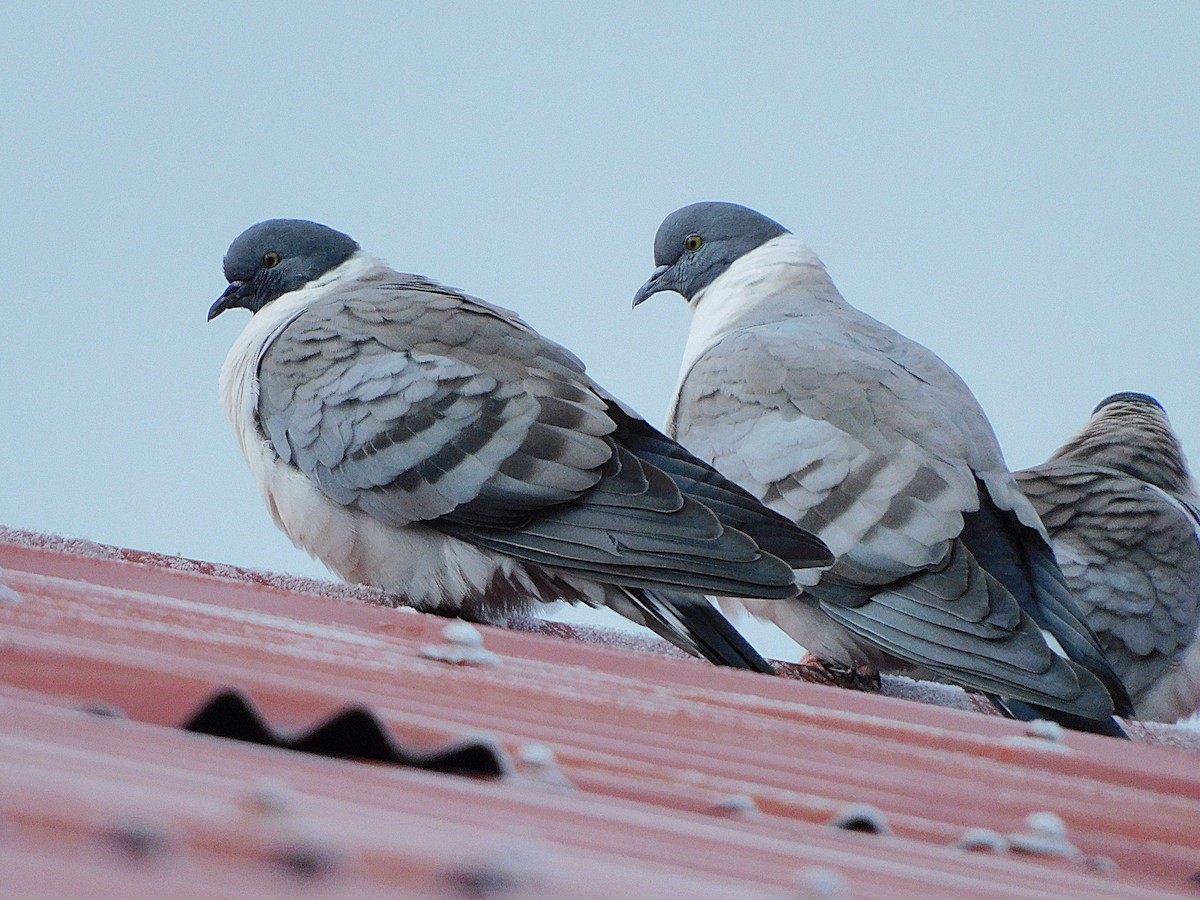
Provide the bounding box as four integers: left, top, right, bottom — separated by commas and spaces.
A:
774, 654, 882, 692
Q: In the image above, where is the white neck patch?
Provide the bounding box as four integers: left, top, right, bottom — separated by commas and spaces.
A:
218, 250, 384, 446
232, 250, 381, 352
673, 234, 831, 399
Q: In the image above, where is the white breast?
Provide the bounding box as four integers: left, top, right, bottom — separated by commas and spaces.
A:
668, 234, 830, 426
217, 251, 397, 577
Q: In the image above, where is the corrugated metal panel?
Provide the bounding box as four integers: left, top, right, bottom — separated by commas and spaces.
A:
1, 527, 1198, 898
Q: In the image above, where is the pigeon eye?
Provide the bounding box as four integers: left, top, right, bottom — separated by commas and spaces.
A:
262, 251, 282, 269
684, 234, 703, 252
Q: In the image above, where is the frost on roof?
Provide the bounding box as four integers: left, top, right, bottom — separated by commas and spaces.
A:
1125, 718, 1200, 751
877, 674, 994, 714
6, 525, 1200, 739
507, 615, 695, 660
0, 526, 392, 606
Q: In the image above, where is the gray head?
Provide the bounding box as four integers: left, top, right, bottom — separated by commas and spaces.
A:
632, 202, 789, 307
1092, 391, 1164, 416
1049, 390, 1191, 494
208, 219, 360, 320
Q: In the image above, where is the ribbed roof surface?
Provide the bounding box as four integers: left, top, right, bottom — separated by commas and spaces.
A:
1, 526, 1198, 898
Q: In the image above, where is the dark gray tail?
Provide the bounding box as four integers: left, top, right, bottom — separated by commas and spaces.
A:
1021, 542, 1135, 717
960, 484, 1134, 717
990, 696, 1129, 739
627, 588, 774, 673
611, 412, 834, 569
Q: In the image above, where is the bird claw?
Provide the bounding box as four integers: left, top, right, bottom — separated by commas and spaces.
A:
774, 654, 882, 692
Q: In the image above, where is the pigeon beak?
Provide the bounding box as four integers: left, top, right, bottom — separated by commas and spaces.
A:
208, 281, 247, 321
632, 265, 675, 308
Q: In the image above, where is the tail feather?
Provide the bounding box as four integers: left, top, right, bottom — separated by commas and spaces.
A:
991, 696, 1129, 739
961, 483, 1134, 716
1024, 541, 1135, 716
624, 587, 774, 673
612, 411, 834, 569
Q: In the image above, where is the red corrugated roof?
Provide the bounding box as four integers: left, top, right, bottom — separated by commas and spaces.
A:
1, 526, 1198, 898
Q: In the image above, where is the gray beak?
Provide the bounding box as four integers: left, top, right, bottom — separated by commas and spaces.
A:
208, 281, 247, 320
632, 265, 674, 308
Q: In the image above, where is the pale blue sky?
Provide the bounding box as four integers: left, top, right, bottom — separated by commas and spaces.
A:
3, 3, 1198, 610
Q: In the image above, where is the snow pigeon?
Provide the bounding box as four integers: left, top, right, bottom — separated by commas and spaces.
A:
208, 218, 833, 672
634, 201, 1133, 735
1017, 393, 1200, 722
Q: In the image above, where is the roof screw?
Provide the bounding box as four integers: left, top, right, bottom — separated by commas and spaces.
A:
795, 866, 851, 899
243, 777, 296, 816
1084, 855, 1117, 873
1026, 811, 1067, 838
956, 828, 1009, 853
443, 622, 485, 647
516, 742, 555, 770
515, 743, 574, 790
707, 794, 760, 819
1008, 811, 1082, 859
1025, 719, 1065, 743
0, 578, 22, 605
106, 818, 170, 862
81, 702, 127, 719
421, 622, 501, 666
443, 842, 547, 897
828, 803, 892, 836
445, 865, 520, 898
272, 838, 339, 879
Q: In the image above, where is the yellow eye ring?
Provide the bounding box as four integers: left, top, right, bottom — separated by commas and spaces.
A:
684, 234, 703, 252
262, 251, 282, 269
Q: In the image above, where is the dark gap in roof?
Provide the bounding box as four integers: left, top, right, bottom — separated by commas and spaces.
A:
828, 804, 893, 836
836, 816, 886, 834
182, 689, 508, 777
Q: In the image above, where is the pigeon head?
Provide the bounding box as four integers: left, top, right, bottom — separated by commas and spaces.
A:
208, 219, 360, 320
632, 202, 789, 307
1051, 391, 1192, 495
1091, 391, 1164, 416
